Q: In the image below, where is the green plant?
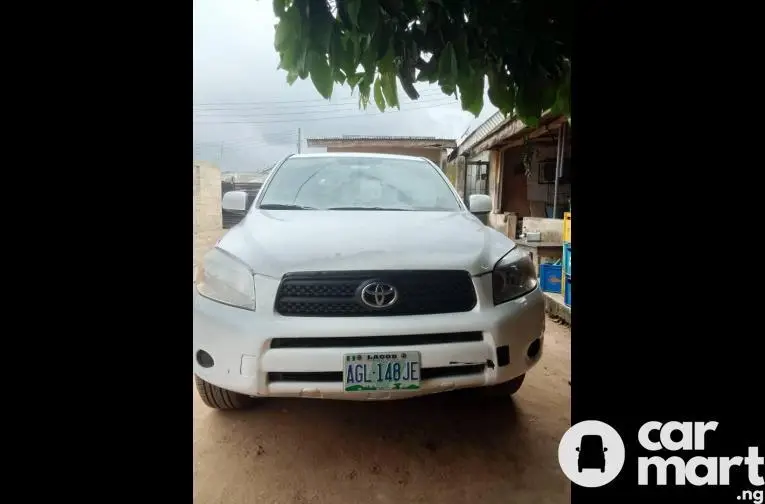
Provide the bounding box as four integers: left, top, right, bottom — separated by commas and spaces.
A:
272, 0, 571, 125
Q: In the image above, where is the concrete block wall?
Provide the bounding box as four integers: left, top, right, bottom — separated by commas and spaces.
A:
193, 162, 225, 267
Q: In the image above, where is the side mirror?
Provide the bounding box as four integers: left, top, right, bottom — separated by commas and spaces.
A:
222, 190, 248, 213
468, 194, 492, 214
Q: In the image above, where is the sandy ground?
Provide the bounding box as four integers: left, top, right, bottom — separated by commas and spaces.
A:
193, 318, 571, 504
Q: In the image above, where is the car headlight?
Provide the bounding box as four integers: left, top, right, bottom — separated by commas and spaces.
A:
195, 248, 256, 310
492, 247, 538, 305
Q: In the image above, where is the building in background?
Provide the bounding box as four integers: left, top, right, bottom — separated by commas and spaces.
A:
446, 111, 507, 202
450, 112, 570, 238
305, 135, 456, 171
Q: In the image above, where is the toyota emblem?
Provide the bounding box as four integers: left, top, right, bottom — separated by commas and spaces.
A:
359, 280, 398, 309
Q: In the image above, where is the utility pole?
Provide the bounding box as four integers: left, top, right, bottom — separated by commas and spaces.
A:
297, 127, 302, 154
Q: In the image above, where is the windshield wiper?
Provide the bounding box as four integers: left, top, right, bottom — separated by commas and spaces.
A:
259, 204, 316, 210
327, 206, 411, 211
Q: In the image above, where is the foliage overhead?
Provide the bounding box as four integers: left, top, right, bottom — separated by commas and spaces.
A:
272, 0, 571, 125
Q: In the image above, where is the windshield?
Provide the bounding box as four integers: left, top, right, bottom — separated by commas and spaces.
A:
580, 436, 603, 450
258, 156, 463, 211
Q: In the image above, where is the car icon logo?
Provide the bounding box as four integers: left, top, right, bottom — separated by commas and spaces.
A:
558, 420, 625, 487
576, 434, 608, 472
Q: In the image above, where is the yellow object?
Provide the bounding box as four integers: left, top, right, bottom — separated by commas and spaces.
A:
563, 212, 571, 243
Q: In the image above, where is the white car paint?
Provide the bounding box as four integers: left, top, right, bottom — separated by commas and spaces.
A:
193, 153, 545, 401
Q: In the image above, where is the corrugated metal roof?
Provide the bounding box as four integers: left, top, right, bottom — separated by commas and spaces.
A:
449, 111, 510, 160
312, 135, 453, 142
472, 112, 565, 154
307, 135, 456, 148
452, 110, 566, 159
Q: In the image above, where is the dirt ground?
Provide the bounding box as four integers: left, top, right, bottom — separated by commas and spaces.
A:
193, 317, 571, 504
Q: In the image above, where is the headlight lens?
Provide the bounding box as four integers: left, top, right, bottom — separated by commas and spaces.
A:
195, 248, 256, 310
492, 247, 538, 305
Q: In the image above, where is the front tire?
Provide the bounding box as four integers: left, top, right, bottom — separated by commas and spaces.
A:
195, 375, 256, 410
481, 373, 526, 397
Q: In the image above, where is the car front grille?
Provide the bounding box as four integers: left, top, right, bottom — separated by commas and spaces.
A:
274, 270, 477, 317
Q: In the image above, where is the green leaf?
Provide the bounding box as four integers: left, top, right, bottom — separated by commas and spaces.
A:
398, 67, 419, 100
373, 77, 386, 112
346, 0, 362, 28
550, 69, 571, 117
402, 0, 419, 18
307, 0, 334, 53
273, 0, 287, 16
487, 68, 516, 115
376, 24, 393, 60
286, 71, 299, 85
516, 75, 547, 126
360, 35, 378, 80
278, 42, 300, 72
274, 6, 300, 51
333, 68, 347, 85
416, 57, 438, 83
380, 72, 399, 109
358, 0, 380, 34
330, 25, 356, 79
296, 47, 309, 76
308, 52, 334, 99
358, 76, 372, 108
437, 42, 458, 91
459, 72, 484, 117
453, 35, 471, 79
346, 71, 366, 89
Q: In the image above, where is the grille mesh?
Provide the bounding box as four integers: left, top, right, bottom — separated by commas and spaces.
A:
275, 270, 477, 317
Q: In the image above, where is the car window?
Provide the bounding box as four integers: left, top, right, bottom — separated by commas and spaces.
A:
580, 436, 603, 450
258, 157, 462, 211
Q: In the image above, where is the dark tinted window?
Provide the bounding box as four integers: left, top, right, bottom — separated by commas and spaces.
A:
580, 435, 603, 450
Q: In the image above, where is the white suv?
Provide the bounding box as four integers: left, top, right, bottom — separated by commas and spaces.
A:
193, 153, 545, 409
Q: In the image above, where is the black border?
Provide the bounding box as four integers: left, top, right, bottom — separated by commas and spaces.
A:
30, 2, 764, 502
574, 4, 763, 503
28, 4, 190, 499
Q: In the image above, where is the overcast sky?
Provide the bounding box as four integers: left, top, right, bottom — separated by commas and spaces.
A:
193, 0, 498, 172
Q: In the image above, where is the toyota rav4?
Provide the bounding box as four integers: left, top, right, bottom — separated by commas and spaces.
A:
193, 153, 545, 409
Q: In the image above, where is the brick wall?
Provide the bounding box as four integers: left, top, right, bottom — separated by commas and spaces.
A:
193, 162, 225, 267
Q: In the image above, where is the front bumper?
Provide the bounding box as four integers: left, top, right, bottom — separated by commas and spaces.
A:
192, 274, 545, 401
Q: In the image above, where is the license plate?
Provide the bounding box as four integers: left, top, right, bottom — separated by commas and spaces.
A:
343, 351, 421, 392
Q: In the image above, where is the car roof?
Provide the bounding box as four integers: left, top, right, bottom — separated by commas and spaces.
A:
288, 152, 430, 162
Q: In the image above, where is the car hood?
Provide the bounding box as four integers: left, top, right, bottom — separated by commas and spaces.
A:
217, 210, 516, 278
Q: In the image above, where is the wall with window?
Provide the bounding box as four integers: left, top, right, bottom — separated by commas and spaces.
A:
526, 143, 571, 218
464, 151, 490, 199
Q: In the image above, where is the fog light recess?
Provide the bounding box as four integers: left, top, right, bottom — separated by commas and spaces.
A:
527, 339, 541, 359
196, 349, 215, 368
496, 345, 510, 367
